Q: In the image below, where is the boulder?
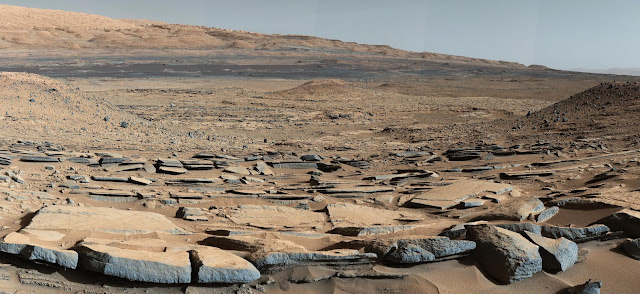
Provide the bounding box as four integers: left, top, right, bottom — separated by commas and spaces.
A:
593, 209, 640, 237
535, 206, 559, 223
622, 238, 640, 259
466, 224, 542, 284
522, 231, 577, 272
191, 247, 261, 283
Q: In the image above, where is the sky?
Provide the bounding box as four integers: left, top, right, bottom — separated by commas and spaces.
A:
3, 0, 640, 70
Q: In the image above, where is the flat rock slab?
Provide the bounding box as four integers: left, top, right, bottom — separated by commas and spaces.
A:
474, 197, 544, 221
327, 203, 422, 227
170, 192, 204, 199
21, 156, 59, 162
466, 224, 542, 284
409, 180, 513, 209
251, 249, 377, 271
158, 166, 188, 175
541, 225, 609, 241
370, 236, 476, 263
227, 205, 325, 229
318, 186, 395, 194
224, 166, 251, 175
523, 231, 578, 272
330, 225, 418, 237
78, 241, 192, 284
129, 176, 152, 185
89, 190, 137, 197
270, 162, 319, 169
25, 206, 191, 235
0, 232, 78, 269
91, 176, 129, 182
192, 246, 261, 283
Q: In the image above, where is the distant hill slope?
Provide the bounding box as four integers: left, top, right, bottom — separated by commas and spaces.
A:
0, 4, 525, 68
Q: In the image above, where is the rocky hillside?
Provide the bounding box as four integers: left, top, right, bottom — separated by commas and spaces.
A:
0, 4, 524, 68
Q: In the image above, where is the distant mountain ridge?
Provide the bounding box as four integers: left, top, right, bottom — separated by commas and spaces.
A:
0, 4, 527, 68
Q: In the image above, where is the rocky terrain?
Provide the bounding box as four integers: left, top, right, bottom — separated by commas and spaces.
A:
0, 4, 639, 294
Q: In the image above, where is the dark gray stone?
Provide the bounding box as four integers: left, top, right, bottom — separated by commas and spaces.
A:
566, 280, 602, 294
593, 209, 640, 237
466, 224, 542, 284
622, 238, 640, 259
523, 231, 578, 272
541, 225, 609, 241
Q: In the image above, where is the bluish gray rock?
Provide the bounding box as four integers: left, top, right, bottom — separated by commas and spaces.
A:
541, 225, 609, 241
523, 231, 578, 272
466, 224, 542, 284
381, 237, 476, 263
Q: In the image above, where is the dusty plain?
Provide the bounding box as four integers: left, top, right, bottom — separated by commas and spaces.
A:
0, 4, 639, 294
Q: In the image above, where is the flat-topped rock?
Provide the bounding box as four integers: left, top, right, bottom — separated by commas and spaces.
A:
223, 166, 251, 175
25, 206, 190, 235
158, 166, 188, 175
473, 197, 545, 221
191, 246, 261, 283
227, 205, 325, 229
251, 249, 377, 271
369, 236, 476, 263
21, 156, 59, 162
77, 240, 192, 284
327, 203, 421, 228
541, 225, 609, 241
0, 232, 78, 269
409, 180, 513, 209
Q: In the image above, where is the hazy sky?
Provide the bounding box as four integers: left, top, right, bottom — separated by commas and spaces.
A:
4, 0, 640, 70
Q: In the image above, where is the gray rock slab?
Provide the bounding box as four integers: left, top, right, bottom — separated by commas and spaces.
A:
191, 247, 261, 283
541, 225, 609, 241
77, 242, 191, 283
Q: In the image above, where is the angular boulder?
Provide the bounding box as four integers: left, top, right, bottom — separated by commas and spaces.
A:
593, 209, 640, 237
622, 238, 640, 260
523, 231, 578, 272
191, 247, 261, 283
466, 224, 542, 284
